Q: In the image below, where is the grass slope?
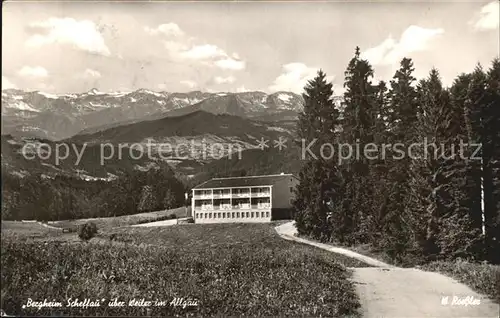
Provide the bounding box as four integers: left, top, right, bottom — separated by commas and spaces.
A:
422, 260, 500, 304
1, 223, 362, 317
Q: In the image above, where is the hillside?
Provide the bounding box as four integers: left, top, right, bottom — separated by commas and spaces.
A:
68, 111, 296, 168
1, 134, 168, 180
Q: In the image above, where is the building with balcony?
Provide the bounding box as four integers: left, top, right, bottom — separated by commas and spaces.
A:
192, 173, 299, 223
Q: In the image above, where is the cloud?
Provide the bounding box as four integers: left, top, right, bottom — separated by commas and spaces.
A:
470, 1, 499, 31
2, 76, 17, 89
145, 23, 184, 37
161, 37, 245, 70
215, 58, 246, 70
25, 17, 111, 56
214, 76, 236, 84
82, 68, 101, 79
361, 25, 444, 65
180, 80, 197, 89
18, 66, 49, 78
269, 63, 334, 94
163, 41, 189, 55
181, 44, 227, 60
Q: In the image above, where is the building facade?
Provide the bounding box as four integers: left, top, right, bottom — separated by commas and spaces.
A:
192, 173, 299, 223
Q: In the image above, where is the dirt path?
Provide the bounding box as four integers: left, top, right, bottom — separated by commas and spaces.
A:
275, 221, 499, 317
130, 219, 178, 227
36, 221, 63, 230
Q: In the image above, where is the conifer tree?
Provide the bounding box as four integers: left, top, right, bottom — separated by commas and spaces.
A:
293, 70, 341, 238
414, 69, 453, 259
483, 59, 500, 262
434, 72, 485, 260
379, 58, 419, 260
297, 69, 339, 154
338, 47, 378, 244
457, 71, 483, 232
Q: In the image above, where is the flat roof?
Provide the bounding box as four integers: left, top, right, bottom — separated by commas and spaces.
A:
193, 174, 297, 189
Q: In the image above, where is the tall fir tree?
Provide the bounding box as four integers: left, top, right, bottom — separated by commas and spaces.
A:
414, 68, 451, 258
380, 58, 419, 262
337, 47, 378, 244
483, 59, 500, 262
458, 71, 484, 233
367, 80, 391, 245
435, 72, 485, 260
293, 70, 341, 239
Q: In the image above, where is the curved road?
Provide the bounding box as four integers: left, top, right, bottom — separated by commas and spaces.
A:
275, 221, 499, 317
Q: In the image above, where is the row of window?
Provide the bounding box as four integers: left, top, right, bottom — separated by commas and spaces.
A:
197, 204, 271, 210
195, 188, 271, 195
196, 211, 270, 219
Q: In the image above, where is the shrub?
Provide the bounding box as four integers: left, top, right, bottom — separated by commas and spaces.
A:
77, 221, 98, 241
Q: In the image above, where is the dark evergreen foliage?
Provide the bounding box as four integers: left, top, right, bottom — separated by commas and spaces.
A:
293, 48, 500, 265
294, 70, 342, 240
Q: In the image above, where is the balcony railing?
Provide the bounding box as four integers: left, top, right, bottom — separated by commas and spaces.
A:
251, 192, 271, 197
195, 204, 272, 211
213, 193, 231, 198
198, 205, 213, 210
214, 205, 233, 210
232, 192, 250, 198
194, 194, 212, 199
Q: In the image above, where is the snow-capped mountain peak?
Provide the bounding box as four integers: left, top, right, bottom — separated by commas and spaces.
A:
277, 92, 293, 102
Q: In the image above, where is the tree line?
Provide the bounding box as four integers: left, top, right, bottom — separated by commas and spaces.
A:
293, 47, 500, 265
1, 164, 186, 221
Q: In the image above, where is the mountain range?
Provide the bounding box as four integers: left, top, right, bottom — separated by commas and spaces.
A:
1, 88, 307, 140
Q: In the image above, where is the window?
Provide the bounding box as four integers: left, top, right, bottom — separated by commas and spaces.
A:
209, 213, 212, 218
246, 212, 250, 218
222, 212, 226, 218
196, 213, 199, 219
266, 211, 270, 218
237, 212, 240, 218
251, 212, 254, 218
232, 212, 235, 218
289, 187, 293, 193
218, 212, 221, 218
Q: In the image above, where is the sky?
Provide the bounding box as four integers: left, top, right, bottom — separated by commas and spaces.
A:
1, 1, 499, 95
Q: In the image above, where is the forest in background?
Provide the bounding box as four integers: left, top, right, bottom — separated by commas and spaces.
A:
1, 163, 186, 221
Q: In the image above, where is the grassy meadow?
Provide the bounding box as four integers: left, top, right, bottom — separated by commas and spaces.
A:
1, 221, 367, 317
